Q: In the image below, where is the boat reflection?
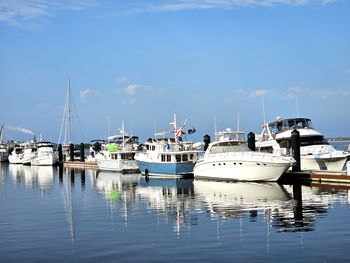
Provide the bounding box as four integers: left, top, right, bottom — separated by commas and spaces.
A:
136, 177, 196, 236
7, 164, 54, 193
96, 171, 141, 224
193, 179, 350, 232
193, 180, 291, 220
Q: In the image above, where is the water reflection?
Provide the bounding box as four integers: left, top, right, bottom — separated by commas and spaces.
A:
136, 177, 197, 236
2, 163, 350, 237
96, 171, 141, 224
7, 164, 54, 193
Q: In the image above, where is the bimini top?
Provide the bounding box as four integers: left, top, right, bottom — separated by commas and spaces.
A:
268, 118, 314, 134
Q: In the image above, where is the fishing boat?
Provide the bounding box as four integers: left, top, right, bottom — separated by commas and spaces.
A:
96, 122, 140, 173
134, 114, 204, 177
31, 142, 59, 166
0, 124, 9, 162
255, 117, 350, 171
193, 128, 294, 181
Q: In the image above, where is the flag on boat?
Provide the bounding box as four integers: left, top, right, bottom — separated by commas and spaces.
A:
188, 127, 196, 134
175, 118, 187, 139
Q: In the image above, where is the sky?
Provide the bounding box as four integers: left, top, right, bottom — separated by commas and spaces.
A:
0, 0, 350, 143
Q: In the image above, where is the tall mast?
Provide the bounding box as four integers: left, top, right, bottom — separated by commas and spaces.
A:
58, 76, 73, 145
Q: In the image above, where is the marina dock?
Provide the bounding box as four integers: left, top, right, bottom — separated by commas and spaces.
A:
281, 170, 350, 184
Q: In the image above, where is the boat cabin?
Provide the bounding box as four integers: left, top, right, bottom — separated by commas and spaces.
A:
269, 118, 313, 134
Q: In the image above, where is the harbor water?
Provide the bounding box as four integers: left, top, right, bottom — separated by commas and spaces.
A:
1, 162, 350, 262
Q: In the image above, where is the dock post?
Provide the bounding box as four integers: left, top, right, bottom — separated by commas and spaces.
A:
80, 143, 85, 162
58, 144, 63, 162
203, 134, 211, 151
292, 184, 303, 224
291, 129, 301, 172
69, 143, 74, 162
247, 132, 255, 151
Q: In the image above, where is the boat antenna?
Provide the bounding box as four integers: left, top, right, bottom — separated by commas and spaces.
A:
262, 95, 266, 124
214, 115, 218, 141
295, 95, 300, 117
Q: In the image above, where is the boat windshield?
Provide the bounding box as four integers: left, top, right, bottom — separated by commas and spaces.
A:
209, 141, 249, 154
269, 118, 313, 134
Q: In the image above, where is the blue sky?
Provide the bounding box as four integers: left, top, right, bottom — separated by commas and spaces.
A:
0, 0, 349, 143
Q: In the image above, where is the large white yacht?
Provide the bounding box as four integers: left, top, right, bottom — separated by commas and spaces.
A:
96, 123, 140, 173
31, 142, 59, 166
255, 117, 350, 171
193, 128, 294, 182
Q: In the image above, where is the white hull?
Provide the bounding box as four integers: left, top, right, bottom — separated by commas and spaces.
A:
300, 155, 348, 171
9, 154, 24, 164
31, 155, 58, 166
97, 159, 139, 172
194, 158, 291, 182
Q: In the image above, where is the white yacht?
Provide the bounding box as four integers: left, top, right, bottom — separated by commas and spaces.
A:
31, 142, 59, 166
193, 128, 294, 182
134, 114, 204, 177
9, 140, 37, 165
256, 117, 350, 171
96, 124, 140, 173
9, 145, 24, 164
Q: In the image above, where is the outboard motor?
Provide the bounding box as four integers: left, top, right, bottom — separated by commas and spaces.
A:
203, 134, 211, 151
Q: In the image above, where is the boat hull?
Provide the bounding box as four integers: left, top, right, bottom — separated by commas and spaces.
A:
136, 159, 194, 177
0, 153, 8, 162
300, 154, 348, 171
31, 155, 58, 166
194, 157, 291, 182
97, 159, 139, 173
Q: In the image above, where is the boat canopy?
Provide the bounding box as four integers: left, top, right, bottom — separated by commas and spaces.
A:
269, 118, 313, 134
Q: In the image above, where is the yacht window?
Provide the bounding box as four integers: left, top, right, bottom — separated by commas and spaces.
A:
259, 147, 273, 153
151, 145, 155, 151
167, 155, 171, 162
146, 145, 150, 150
176, 154, 181, 162
300, 136, 329, 146
161, 155, 166, 162
128, 153, 135, 160
182, 154, 188, 162
190, 154, 194, 160
288, 120, 295, 129
121, 153, 126, 160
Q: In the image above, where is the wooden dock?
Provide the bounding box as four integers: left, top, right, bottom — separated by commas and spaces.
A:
280, 170, 350, 184
63, 161, 98, 169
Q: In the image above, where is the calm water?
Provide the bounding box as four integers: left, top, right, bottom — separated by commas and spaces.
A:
1, 163, 350, 262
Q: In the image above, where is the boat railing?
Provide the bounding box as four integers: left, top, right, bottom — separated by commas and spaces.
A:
298, 145, 338, 156
206, 151, 289, 162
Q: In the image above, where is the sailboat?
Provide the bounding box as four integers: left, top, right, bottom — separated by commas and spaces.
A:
58, 77, 77, 161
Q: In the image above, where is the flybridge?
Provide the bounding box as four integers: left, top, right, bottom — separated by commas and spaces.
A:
268, 118, 314, 134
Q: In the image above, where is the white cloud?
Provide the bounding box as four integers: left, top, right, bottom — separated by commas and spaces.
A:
250, 89, 267, 97
116, 76, 128, 83
310, 89, 335, 99
0, 0, 337, 27
286, 86, 308, 99
138, 0, 337, 13
123, 84, 138, 96
0, 0, 96, 27
7, 125, 34, 135
80, 89, 97, 100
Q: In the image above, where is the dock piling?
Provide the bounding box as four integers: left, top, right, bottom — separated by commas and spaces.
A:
247, 132, 255, 151
80, 143, 85, 162
69, 143, 74, 162
291, 129, 301, 172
